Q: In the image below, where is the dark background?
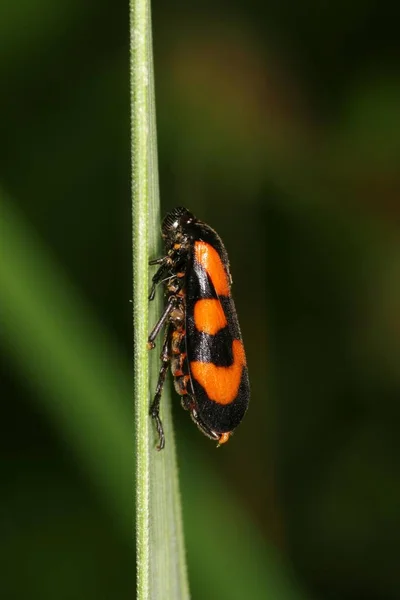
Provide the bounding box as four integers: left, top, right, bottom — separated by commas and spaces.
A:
1, 1, 400, 599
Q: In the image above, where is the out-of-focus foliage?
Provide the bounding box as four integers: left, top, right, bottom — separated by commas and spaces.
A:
1, 1, 399, 599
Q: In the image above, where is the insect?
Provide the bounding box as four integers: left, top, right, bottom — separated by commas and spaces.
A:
148, 207, 250, 450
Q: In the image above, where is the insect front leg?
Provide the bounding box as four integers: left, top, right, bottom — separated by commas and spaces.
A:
149, 257, 166, 265
150, 323, 172, 450
148, 256, 173, 301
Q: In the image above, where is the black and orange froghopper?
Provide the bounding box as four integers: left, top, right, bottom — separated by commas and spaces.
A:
148, 207, 250, 450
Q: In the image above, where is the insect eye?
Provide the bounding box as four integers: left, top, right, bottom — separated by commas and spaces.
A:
162, 207, 195, 237
162, 207, 186, 235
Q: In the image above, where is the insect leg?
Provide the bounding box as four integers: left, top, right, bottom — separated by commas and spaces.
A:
149, 256, 166, 265
150, 324, 171, 450
148, 257, 173, 300
147, 297, 175, 349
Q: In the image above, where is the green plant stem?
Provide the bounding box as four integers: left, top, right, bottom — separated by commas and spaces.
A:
131, 0, 150, 594
131, 1, 189, 598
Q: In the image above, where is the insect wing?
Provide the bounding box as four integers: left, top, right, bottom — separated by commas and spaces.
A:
185, 242, 249, 433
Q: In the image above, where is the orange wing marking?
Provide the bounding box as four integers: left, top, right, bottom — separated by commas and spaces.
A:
194, 299, 227, 335
190, 340, 246, 405
194, 241, 230, 297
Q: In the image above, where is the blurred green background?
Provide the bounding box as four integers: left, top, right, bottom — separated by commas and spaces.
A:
1, 1, 400, 599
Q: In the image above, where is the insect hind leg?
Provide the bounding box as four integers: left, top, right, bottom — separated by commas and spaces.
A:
149, 323, 172, 450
